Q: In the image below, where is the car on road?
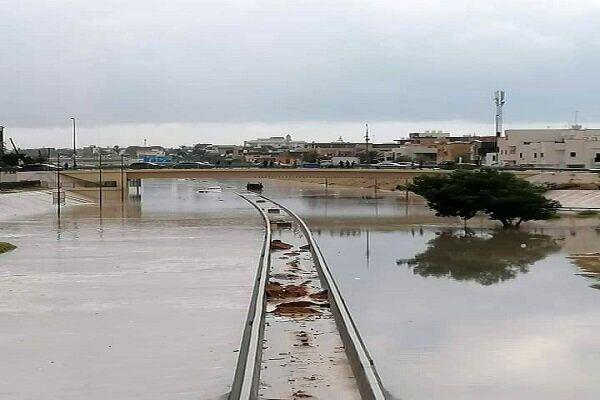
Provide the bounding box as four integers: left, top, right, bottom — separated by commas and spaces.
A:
128, 162, 163, 169
301, 162, 321, 168
173, 161, 215, 169
0, 165, 23, 172
20, 163, 61, 171
373, 161, 413, 169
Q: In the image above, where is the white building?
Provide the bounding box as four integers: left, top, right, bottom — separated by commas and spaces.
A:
408, 131, 451, 140
243, 134, 307, 150
498, 127, 600, 169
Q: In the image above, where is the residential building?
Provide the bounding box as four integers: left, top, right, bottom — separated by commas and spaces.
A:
393, 132, 496, 164
408, 130, 451, 142
392, 144, 438, 163
124, 146, 166, 159
244, 134, 307, 150
437, 141, 474, 163
498, 127, 600, 169
307, 142, 365, 158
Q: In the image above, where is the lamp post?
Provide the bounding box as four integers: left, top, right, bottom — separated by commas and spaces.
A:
57, 151, 61, 218
70, 117, 77, 169
98, 152, 103, 209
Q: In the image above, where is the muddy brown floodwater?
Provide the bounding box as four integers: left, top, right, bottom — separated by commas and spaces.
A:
261, 180, 600, 400
2, 178, 599, 400
0, 179, 264, 400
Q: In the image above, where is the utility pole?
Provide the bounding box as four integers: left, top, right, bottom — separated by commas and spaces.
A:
120, 154, 125, 203
57, 152, 61, 219
70, 117, 77, 169
0, 126, 5, 156
364, 123, 370, 151
98, 153, 103, 209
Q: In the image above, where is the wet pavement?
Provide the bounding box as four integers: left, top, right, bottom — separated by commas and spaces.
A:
0, 179, 263, 400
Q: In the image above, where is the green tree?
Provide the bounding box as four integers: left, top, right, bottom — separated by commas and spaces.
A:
408, 169, 561, 228
480, 170, 561, 228
407, 171, 484, 227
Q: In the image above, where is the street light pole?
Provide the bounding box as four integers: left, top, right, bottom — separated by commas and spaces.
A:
99, 152, 103, 209
70, 117, 77, 169
57, 151, 61, 219
120, 154, 125, 203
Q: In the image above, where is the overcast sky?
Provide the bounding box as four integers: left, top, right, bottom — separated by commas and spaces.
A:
2, 0, 600, 147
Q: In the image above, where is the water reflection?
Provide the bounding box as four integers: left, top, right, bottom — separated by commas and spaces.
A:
397, 230, 561, 285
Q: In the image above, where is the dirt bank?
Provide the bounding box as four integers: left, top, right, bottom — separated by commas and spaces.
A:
0, 190, 91, 221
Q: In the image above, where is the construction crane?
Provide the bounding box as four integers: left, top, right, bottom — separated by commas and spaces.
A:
9, 138, 20, 156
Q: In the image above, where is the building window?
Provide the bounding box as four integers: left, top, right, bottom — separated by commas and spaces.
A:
540, 153, 544, 158
534, 153, 537, 158
595, 153, 600, 162
519, 153, 523, 158
570, 152, 577, 157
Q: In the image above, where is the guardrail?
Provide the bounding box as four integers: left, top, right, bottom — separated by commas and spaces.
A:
264, 196, 388, 400
229, 194, 272, 400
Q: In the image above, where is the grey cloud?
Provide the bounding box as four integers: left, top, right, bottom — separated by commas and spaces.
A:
2, 0, 600, 129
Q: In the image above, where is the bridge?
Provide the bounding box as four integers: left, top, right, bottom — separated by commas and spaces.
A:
36, 167, 541, 203
50, 168, 450, 202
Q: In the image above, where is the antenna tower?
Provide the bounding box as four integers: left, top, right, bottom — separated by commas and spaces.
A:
494, 90, 506, 138
364, 124, 370, 151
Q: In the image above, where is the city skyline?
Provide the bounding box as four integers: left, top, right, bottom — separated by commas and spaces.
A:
6, 119, 600, 149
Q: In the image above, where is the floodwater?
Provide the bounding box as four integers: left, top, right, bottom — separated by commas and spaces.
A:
2, 178, 599, 400
0, 179, 263, 400
262, 180, 600, 400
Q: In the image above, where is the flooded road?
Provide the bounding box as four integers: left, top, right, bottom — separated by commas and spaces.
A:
0, 179, 263, 400
2, 178, 599, 399
262, 180, 600, 400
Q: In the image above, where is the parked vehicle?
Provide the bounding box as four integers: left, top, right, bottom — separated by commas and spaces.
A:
437, 160, 456, 169
373, 161, 413, 169
246, 182, 264, 192
197, 186, 223, 193
302, 162, 320, 169
174, 161, 214, 169
20, 163, 61, 171
455, 163, 479, 170
437, 161, 479, 170
128, 162, 162, 169
0, 165, 23, 172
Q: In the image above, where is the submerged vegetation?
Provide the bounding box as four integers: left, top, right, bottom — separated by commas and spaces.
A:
0, 242, 17, 254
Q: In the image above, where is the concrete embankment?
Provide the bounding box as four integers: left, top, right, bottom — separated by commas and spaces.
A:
546, 190, 600, 210
232, 193, 386, 400
0, 190, 90, 220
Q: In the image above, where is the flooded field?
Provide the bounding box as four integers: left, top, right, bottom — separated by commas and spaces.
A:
2, 178, 599, 399
263, 180, 600, 400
